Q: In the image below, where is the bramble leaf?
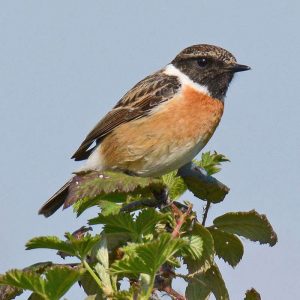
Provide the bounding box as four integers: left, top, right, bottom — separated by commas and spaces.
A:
195, 151, 229, 176
26, 236, 76, 256
110, 233, 186, 277
65, 171, 163, 208
89, 209, 169, 242
26, 234, 101, 259
184, 223, 214, 272
208, 228, 244, 267
213, 210, 278, 246
181, 235, 203, 261
162, 170, 187, 199
73, 194, 125, 217
185, 265, 229, 300
0, 266, 82, 300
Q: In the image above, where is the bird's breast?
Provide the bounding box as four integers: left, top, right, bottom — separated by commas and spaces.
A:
90, 84, 224, 176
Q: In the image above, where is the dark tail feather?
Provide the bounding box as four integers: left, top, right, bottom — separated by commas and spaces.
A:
38, 179, 72, 217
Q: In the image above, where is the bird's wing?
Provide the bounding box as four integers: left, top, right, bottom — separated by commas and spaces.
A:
71, 70, 181, 161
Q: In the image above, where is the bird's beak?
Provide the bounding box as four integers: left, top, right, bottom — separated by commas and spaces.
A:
229, 63, 251, 73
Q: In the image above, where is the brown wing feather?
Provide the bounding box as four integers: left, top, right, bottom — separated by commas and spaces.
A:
71, 70, 181, 161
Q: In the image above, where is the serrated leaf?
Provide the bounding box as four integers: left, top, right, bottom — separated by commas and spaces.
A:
65, 171, 163, 208
73, 194, 125, 216
195, 151, 229, 176
162, 170, 187, 199
0, 267, 81, 300
244, 288, 261, 300
181, 235, 203, 261
185, 265, 229, 300
99, 201, 121, 216
89, 213, 136, 236
26, 234, 101, 259
184, 223, 214, 273
213, 210, 278, 246
135, 209, 171, 236
0, 262, 55, 300
208, 228, 244, 267
89, 209, 169, 242
110, 233, 186, 277
44, 267, 82, 299
26, 236, 76, 256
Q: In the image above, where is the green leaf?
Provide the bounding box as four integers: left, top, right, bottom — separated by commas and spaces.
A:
181, 235, 203, 261
213, 210, 278, 246
135, 208, 171, 236
0, 267, 82, 300
244, 288, 261, 300
162, 170, 187, 199
0, 262, 54, 300
185, 265, 229, 300
44, 267, 82, 299
184, 223, 214, 272
110, 233, 185, 277
195, 151, 229, 176
26, 236, 76, 256
26, 234, 101, 259
98, 201, 121, 216
65, 171, 163, 208
208, 228, 244, 267
89, 213, 136, 237
89, 209, 169, 242
73, 194, 125, 216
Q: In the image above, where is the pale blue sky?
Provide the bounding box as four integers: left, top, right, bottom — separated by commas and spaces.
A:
0, 1, 299, 299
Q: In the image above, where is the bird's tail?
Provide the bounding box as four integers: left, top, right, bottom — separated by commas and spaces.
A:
38, 179, 72, 217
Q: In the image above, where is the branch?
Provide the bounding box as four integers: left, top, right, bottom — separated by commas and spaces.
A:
121, 187, 170, 212
178, 162, 229, 203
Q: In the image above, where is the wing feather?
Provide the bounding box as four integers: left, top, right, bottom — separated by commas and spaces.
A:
71, 70, 181, 161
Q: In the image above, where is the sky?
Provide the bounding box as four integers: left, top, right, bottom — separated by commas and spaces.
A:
0, 1, 299, 299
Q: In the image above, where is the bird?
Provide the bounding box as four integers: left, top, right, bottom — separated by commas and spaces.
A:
39, 44, 250, 217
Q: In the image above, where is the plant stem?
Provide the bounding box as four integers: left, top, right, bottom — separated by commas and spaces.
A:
140, 274, 155, 300
202, 201, 211, 226
82, 259, 103, 290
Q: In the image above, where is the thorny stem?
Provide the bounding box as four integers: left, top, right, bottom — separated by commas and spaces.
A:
162, 286, 186, 300
202, 201, 211, 226
171, 204, 193, 238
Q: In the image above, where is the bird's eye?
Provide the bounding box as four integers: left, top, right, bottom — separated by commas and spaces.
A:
197, 57, 208, 68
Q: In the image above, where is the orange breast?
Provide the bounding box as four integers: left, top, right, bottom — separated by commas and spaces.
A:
99, 85, 224, 174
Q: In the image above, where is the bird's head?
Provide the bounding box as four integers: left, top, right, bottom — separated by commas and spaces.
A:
171, 44, 250, 100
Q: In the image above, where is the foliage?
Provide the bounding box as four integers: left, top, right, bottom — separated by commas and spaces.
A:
0, 151, 277, 299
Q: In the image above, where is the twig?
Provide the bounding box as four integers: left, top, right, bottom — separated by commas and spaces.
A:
171, 204, 193, 238
121, 187, 170, 212
162, 286, 186, 300
202, 201, 211, 226
120, 198, 160, 212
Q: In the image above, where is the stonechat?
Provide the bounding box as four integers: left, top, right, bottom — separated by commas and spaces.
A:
39, 44, 250, 217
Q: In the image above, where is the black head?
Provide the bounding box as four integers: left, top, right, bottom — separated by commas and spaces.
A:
171, 44, 250, 100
